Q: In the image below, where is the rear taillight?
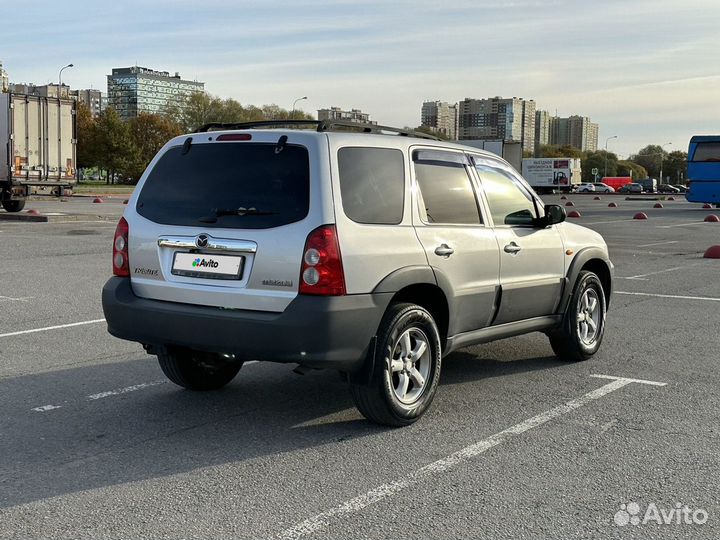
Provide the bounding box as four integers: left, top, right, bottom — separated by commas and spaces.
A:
299, 225, 346, 296
113, 217, 130, 277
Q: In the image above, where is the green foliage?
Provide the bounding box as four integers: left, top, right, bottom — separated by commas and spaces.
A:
162, 91, 313, 132
413, 125, 450, 140
581, 150, 618, 182
629, 144, 669, 179
617, 160, 647, 180
76, 104, 98, 169
662, 151, 688, 184
128, 113, 183, 179
94, 107, 137, 183
536, 144, 583, 158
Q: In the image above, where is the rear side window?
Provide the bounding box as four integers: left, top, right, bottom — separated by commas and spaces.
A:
338, 147, 404, 225
137, 142, 309, 229
692, 142, 720, 162
413, 151, 481, 225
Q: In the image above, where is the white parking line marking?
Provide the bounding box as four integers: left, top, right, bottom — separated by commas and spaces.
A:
0, 318, 105, 339
656, 221, 705, 228
589, 374, 667, 386
616, 291, 720, 302
582, 219, 636, 225
32, 405, 62, 412
624, 266, 687, 279
637, 240, 679, 248
30, 362, 260, 412
278, 376, 665, 540
0, 295, 34, 302
87, 380, 167, 400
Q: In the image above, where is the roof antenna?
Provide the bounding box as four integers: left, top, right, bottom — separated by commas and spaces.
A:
275, 135, 288, 154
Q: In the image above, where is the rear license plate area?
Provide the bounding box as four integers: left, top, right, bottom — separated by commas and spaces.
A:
171, 252, 244, 280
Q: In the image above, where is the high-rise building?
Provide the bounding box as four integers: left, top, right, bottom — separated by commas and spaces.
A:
549, 115, 598, 152
535, 110, 551, 149
317, 106, 375, 124
421, 101, 458, 140
0, 61, 9, 93
458, 96, 536, 153
77, 89, 105, 117
107, 66, 204, 120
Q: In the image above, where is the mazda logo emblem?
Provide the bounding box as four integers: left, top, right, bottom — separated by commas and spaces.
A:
196, 234, 209, 248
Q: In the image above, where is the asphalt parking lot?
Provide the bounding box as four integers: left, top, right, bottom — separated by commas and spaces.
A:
1, 194, 719, 539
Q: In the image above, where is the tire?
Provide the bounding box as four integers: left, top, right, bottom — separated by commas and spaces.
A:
157, 348, 243, 390
1, 199, 26, 213
350, 303, 442, 427
548, 271, 607, 362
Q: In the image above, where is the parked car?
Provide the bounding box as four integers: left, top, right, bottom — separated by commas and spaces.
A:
592, 183, 615, 193
618, 183, 643, 194
658, 184, 680, 194
102, 121, 613, 426
578, 183, 596, 192
674, 185, 688, 193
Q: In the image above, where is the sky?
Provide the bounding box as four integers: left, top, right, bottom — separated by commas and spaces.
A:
3, 0, 719, 157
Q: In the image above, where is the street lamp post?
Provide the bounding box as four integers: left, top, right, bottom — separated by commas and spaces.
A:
58, 63, 74, 97
658, 142, 672, 184
291, 96, 307, 119
604, 135, 618, 178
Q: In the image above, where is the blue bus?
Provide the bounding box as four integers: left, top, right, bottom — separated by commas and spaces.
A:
686, 135, 720, 207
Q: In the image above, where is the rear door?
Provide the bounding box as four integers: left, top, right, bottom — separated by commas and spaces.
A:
470, 155, 565, 325
127, 132, 331, 313
411, 148, 500, 335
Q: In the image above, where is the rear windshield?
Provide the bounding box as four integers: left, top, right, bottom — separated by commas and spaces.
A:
136, 142, 310, 229
692, 142, 720, 162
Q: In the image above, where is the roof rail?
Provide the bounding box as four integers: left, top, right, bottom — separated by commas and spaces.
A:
193, 119, 442, 141
194, 120, 320, 133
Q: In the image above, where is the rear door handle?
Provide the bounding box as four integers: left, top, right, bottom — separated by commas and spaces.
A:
504, 242, 521, 254
434, 244, 454, 257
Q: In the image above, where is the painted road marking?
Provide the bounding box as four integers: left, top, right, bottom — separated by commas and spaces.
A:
624, 266, 687, 280
616, 291, 720, 302
87, 381, 167, 400
589, 373, 667, 386
637, 240, 679, 248
278, 375, 666, 540
0, 318, 106, 339
582, 219, 636, 225
31, 361, 260, 412
0, 295, 34, 302
656, 221, 706, 228
32, 405, 62, 412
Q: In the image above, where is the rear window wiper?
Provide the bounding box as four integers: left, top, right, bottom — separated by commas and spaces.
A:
198, 207, 278, 223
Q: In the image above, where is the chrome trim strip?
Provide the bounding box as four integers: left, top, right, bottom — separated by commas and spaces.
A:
158, 236, 257, 253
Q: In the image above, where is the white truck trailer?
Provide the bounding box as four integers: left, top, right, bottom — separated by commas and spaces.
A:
521, 157, 582, 194
0, 93, 77, 212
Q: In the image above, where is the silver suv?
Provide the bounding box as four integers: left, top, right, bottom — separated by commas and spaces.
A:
102, 121, 613, 426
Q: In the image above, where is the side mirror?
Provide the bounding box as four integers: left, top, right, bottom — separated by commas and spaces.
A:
537, 204, 566, 227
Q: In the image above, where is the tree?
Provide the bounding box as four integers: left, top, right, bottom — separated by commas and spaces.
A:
76, 103, 99, 171
536, 144, 583, 158
617, 160, 647, 180
162, 92, 314, 132
629, 145, 669, 179
582, 150, 618, 182
662, 151, 688, 184
413, 125, 450, 140
95, 107, 138, 184
128, 112, 182, 181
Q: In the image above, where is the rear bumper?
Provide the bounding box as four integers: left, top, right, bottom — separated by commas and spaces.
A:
102, 277, 392, 371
